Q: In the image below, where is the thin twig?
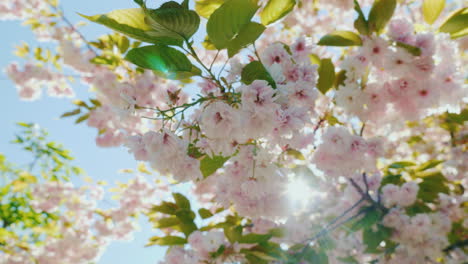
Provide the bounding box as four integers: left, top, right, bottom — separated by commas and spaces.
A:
50, 5, 97, 56
349, 173, 387, 213
359, 122, 366, 136
209, 50, 220, 71
184, 39, 225, 93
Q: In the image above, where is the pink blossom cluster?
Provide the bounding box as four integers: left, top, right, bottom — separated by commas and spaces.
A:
1, 176, 158, 264
0, 0, 49, 21
312, 127, 383, 178
210, 146, 288, 218
2, 0, 467, 262
5, 62, 74, 100
381, 181, 419, 208
383, 210, 452, 263
127, 129, 203, 182
83, 68, 190, 147
195, 39, 318, 157
336, 19, 465, 123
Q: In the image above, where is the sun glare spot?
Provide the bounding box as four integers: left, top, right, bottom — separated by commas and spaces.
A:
287, 178, 316, 207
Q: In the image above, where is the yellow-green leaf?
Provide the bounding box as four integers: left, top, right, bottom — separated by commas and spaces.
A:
227, 21, 265, 57
79, 9, 181, 46
260, 0, 296, 25
198, 208, 214, 219
241, 61, 276, 88
422, 0, 445, 25
439, 8, 468, 39
200, 154, 230, 178
207, 0, 259, 49
195, 0, 225, 18
368, 0, 397, 34
317, 58, 335, 94
146, 235, 187, 246
318, 30, 362, 46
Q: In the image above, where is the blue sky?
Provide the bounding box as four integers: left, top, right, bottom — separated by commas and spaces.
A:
0, 0, 167, 263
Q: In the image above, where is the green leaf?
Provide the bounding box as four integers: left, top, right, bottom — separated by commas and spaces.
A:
248, 251, 279, 262
286, 149, 305, 160
445, 108, 468, 124
318, 31, 362, 46
417, 160, 444, 171
388, 161, 416, 169
79, 9, 181, 46
325, 113, 343, 126
211, 245, 226, 258
395, 41, 422, 56
153, 216, 180, 228
202, 36, 217, 50
125, 45, 196, 79
174, 209, 198, 236
363, 224, 392, 253
151, 202, 178, 215
352, 208, 382, 231
224, 225, 243, 243
309, 53, 321, 65
405, 202, 432, 216
303, 249, 329, 264
439, 8, 468, 38
241, 61, 276, 88
145, 5, 200, 40
368, 0, 397, 34
422, 0, 445, 24
380, 174, 404, 188
198, 208, 214, 219
116, 35, 130, 53
146, 235, 187, 246
353, 0, 369, 35
173, 193, 191, 209
260, 0, 296, 25
334, 70, 347, 88
239, 233, 272, 244
195, 0, 225, 18
182, 0, 190, 9
227, 22, 265, 57
268, 227, 285, 238
417, 172, 449, 202
60, 109, 81, 118
200, 155, 230, 178
179, 219, 198, 236
73, 99, 91, 109
175, 209, 196, 222
317, 58, 335, 94
207, 0, 259, 49
338, 256, 359, 264
75, 114, 89, 124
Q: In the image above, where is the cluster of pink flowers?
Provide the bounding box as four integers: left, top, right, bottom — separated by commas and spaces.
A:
3, 0, 467, 263
5, 62, 74, 100
83, 68, 189, 147
0, 0, 49, 21
383, 210, 452, 263
381, 181, 419, 208
127, 129, 203, 182
336, 18, 464, 123
1, 177, 158, 264
210, 146, 288, 218
312, 127, 383, 178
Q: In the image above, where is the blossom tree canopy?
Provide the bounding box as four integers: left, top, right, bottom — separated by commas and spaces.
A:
1, 0, 467, 263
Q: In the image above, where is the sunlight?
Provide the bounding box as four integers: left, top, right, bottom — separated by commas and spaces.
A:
286, 178, 316, 207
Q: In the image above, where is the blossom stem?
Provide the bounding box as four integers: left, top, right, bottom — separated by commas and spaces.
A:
184, 39, 225, 93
